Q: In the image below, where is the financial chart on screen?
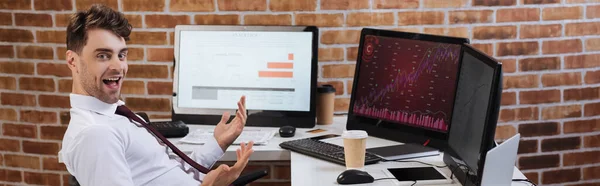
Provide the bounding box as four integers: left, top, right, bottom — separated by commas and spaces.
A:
352, 35, 462, 132
177, 31, 312, 112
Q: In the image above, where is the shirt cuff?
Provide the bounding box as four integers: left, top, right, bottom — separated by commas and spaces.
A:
191, 136, 225, 169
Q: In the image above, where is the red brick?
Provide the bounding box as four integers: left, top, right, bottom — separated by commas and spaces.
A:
145, 15, 190, 28
502, 75, 538, 89
17, 46, 53, 59
60, 111, 70, 125
497, 8, 540, 22
170, 0, 214, 11
24, 172, 61, 186
473, 26, 517, 40
392, 27, 422, 33
322, 64, 355, 78
565, 87, 600, 101
520, 24, 562, 39
501, 59, 516, 73
20, 110, 57, 124
424, 0, 468, 8
398, 11, 445, 26
75, 0, 118, 10
124, 14, 142, 28
127, 64, 169, 78
519, 122, 559, 137
34, 0, 72, 10
543, 39, 582, 54
0, 0, 31, 10
19, 77, 55, 92
564, 151, 600, 166
15, 13, 52, 27
564, 119, 600, 134
520, 90, 560, 104
148, 81, 173, 95
499, 107, 539, 122
583, 166, 600, 180
334, 98, 350, 112
587, 38, 600, 51
57, 47, 67, 60
295, 13, 343, 27
0, 12, 11, 25
541, 72, 581, 87
23, 141, 59, 155
1, 92, 36, 106
36, 31, 67, 44
55, 13, 71, 27
523, 0, 560, 4
121, 80, 145, 95
565, 54, 600, 69
423, 27, 469, 38
195, 15, 239, 25
244, 14, 291, 26
584, 134, 600, 148
0, 168, 23, 182
523, 172, 539, 186
318, 48, 344, 62
39, 94, 70, 108
541, 136, 580, 152
0, 45, 13, 58
542, 168, 581, 184
43, 157, 67, 171
4, 155, 40, 169
519, 57, 560, 71
321, 0, 369, 10
585, 102, 600, 116
147, 48, 174, 62
497, 42, 539, 56
473, 0, 516, 6
0, 29, 34, 42
519, 154, 559, 170
566, 22, 600, 36
0, 76, 16, 90
125, 98, 171, 112
585, 70, 600, 84
501, 92, 516, 106
541, 104, 581, 120
542, 6, 583, 20
37, 63, 70, 77
470, 44, 493, 56
218, 0, 266, 11
3, 123, 36, 138
449, 10, 493, 24
125, 47, 144, 61
518, 139, 538, 154
373, 0, 418, 9
0, 139, 20, 152
41, 126, 67, 140
129, 32, 168, 45
495, 125, 516, 140
58, 79, 72, 93
122, 0, 165, 11
587, 5, 600, 18
149, 114, 172, 120
0, 108, 17, 121
347, 47, 358, 62
321, 30, 360, 44
270, 0, 316, 11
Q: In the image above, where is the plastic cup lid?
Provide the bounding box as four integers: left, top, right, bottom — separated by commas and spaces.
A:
342, 130, 368, 139
317, 85, 336, 93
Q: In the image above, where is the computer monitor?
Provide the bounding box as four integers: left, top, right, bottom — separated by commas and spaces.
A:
443, 43, 503, 186
346, 28, 470, 150
172, 25, 319, 128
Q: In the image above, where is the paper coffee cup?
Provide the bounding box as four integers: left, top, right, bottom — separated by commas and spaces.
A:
342, 130, 368, 170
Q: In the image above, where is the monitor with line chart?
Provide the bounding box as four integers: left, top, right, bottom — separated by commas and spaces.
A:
172, 25, 318, 128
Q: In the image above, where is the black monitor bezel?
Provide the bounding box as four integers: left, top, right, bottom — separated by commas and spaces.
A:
346, 28, 470, 150
172, 25, 319, 128
443, 43, 503, 186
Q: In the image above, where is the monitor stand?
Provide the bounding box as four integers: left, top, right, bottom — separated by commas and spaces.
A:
367, 143, 440, 161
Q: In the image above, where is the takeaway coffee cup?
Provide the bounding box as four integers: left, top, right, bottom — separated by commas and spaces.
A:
316, 85, 336, 125
342, 130, 368, 170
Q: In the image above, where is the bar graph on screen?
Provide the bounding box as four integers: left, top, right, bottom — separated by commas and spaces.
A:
259, 53, 294, 78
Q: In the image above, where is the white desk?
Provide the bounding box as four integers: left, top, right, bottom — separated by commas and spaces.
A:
168, 116, 529, 186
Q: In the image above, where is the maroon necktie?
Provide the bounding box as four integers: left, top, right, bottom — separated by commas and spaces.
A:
115, 105, 211, 174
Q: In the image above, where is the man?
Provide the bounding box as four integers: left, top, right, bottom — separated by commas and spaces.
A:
58, 4, 253, 186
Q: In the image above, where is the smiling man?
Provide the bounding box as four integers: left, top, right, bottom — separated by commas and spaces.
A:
58, 4, 253, 186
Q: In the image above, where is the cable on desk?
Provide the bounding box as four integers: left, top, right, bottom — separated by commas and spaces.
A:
512, 179, 537, 186
382, 159, 448, 168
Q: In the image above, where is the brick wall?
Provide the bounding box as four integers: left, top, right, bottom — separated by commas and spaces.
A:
0, 0, 599, 185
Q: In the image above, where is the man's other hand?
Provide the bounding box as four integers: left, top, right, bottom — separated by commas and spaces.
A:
214, 96, 247, 151
200, 141, 254, 186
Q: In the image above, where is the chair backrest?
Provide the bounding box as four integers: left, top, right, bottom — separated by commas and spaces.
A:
69, 175, 80, 186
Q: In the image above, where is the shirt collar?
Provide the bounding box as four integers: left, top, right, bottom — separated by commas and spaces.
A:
70, 93, 125, 116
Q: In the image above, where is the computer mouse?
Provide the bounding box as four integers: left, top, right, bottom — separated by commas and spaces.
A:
337, 169, 374, 185
279, 125, 295, 137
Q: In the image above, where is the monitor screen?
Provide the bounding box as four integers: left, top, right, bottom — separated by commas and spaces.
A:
448, 49, 497, 175
176, 30, 313, 112
351, 34, 462, 133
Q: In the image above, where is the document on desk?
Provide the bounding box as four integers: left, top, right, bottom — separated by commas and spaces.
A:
179, 129, 276, 145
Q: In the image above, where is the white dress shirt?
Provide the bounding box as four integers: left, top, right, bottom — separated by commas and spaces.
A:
59, 94, 224, 186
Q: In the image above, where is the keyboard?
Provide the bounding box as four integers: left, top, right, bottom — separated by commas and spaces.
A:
279, 138, 382, 166
148, 120, 189, 138
179, 129, 276, 145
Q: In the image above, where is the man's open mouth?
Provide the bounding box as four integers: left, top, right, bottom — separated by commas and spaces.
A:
102, 77, 121, 88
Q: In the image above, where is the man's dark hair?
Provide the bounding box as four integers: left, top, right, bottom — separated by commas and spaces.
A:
66, 4, 132, 53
